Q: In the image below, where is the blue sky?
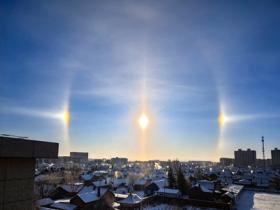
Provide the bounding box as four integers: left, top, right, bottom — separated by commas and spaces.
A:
1, 1, 280, 160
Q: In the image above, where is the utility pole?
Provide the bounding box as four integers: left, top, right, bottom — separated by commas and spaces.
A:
262, 136, 266, 170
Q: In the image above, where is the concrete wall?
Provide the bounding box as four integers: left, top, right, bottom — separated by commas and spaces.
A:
0, 158, 35, 210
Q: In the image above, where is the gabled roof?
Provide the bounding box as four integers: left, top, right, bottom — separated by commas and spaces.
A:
223, 192, 235, 199
78, 191, 99, 203
36, 198, 54, 207
153, 179, 167, 189
76, 188, 109, 203
60, 184, 83, 193
222, 184, 243, 195
78, 185, 95, 194
118, 193, 142, 204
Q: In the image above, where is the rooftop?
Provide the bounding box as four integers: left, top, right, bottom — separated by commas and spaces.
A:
0, 136, 59, 158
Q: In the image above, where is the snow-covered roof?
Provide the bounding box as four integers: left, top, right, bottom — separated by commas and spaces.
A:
134, 191, 145, 198
81, 173, 93, 181
92, 170, 108, 176
77, 188, 108, 203
115, 186, 129, 194
51, 202, 77, 210
157, 188, 180, 194
60, 184, 83, 193
36, 198, 54, 207
199, 184, 213, 193
153, 179, 167, 189
197, 180, 214, 191
222, 184, 243, 195
93, 179, 107, 187
238, 179, 251, 185
118, 193, 142, 204
135, 179, 146, 185
223, 192, 235, 199
113, 178, 127, 187
114, 193, 129, 199
78, 185, 94, 194
78, 191, 99, 203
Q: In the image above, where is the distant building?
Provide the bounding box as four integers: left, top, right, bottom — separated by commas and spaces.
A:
70, 152, 88, 162
271, 148, 280, 169
111, 157, 128, 168
234, 149, 256, 167
220, 158, 234, 166
256, 159, 272, 168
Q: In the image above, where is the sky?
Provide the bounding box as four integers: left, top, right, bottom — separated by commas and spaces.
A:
1, 1, 280, 161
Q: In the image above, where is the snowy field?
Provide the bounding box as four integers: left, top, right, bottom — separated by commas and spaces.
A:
236, 190, 280, 210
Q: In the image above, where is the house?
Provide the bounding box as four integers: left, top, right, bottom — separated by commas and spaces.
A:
133, 179, 148, 191
81, 173, 94, 185
70, 188, 115, 210
144, 182, 159, 196
144, 179, 167, 196
188, 185, 214, 201
93, 179, 110, 188
50, 184, 83, 199
112, 178, 127, 188
115, 186, 129, 194
197, 180, 218, 192
221, 192, 235, 203
117, 193, 143, 210
92, 170, 108, 181
221, 184, 243, 200
157, 188, 181, 198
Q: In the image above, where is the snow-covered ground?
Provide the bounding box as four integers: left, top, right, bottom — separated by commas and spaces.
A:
236, 190, 280, 210
143, 204, 218, 210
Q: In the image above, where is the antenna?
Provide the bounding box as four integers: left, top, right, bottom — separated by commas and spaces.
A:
261, 136, 265, 170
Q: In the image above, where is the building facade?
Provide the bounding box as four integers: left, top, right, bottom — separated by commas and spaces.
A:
70, 152, 88, 162
271, 148, 280, 169
111, 157, 128, 168
234, 149, 256, 168
0, 137, 58, 210
219, 158, 234, 166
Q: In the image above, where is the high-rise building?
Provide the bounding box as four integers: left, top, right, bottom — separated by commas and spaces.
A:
271, 148, 280, 169
234, 149, 256, 167
256, 158, 272, 168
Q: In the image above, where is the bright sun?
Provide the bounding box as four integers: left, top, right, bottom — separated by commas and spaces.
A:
138, 113, 149, 130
